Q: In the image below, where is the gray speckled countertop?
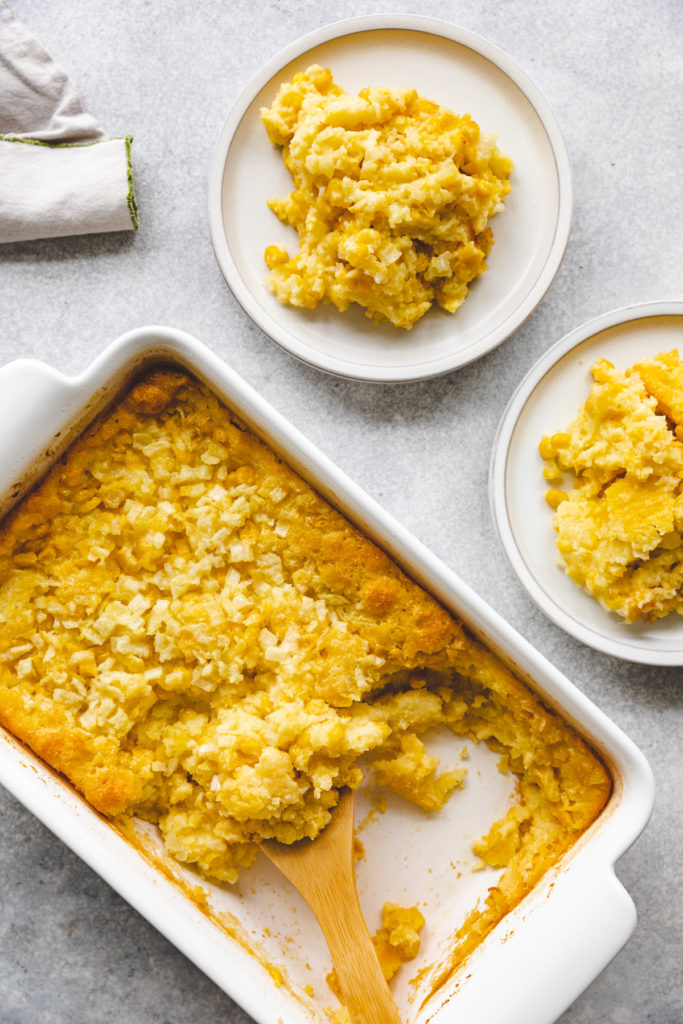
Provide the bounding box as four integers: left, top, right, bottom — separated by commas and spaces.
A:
1, 2, 682, 1022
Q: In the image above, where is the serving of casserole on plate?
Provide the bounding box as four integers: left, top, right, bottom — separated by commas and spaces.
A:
490, 301, 683, 665
209, 15, 571, 382
0, 327, 653, 1024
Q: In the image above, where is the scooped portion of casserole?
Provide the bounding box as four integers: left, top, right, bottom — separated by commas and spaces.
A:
541, 351, 683, 622
0, 369, 610, 975
261, 64, 513, 330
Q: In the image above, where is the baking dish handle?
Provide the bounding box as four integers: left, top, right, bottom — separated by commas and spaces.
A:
530, 866, 637, 1020
439, 864, 638, 1024
0, 358, 86, 498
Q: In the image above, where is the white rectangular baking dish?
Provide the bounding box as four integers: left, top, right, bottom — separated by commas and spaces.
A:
0, 326, 654, 1024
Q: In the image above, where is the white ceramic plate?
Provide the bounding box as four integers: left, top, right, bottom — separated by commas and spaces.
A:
208, 15, 571, 382
491, 300, 683, 665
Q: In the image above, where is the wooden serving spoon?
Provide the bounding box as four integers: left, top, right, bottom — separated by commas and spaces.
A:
262, 788, 402, 1024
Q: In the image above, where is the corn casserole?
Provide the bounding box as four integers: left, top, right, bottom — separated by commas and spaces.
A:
261, 65, 513, 329
541, 350, 683, 622
0, 368, 609, 988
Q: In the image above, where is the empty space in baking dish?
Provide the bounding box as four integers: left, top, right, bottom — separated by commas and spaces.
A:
125, 731, 517, 1021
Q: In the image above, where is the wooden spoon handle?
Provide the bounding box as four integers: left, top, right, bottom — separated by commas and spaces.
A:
262, 790, 402, 1023
311, 878, 402, 1024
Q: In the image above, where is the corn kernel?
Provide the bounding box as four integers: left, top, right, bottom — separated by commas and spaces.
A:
264, 245, 288, 269
545, 489, 568, 510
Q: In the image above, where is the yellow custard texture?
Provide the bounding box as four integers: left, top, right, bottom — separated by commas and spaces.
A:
261, 65, 512, 329
0, 369, 609, 980
541, 351, 683, 622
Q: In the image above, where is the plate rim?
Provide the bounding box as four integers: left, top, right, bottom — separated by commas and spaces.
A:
490, 298, 683, 665
208, 14, 573, 382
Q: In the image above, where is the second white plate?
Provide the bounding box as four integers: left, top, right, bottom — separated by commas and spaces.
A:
490, 300, 683, 665
209, 15, 571, 381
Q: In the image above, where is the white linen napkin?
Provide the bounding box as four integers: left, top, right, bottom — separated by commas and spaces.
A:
0, 4, 138, 243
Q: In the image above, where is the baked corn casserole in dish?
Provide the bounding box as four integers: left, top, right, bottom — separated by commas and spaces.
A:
0, 329, 653, 1024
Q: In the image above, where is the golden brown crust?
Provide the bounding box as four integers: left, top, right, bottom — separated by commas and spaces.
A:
285, 512, 463, 662
124, 369, 187, 416
0, 679, 140, 816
